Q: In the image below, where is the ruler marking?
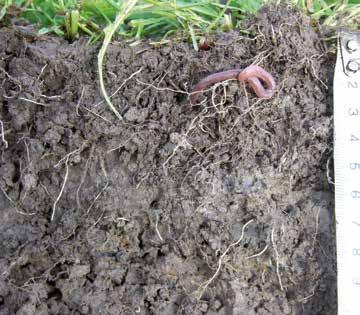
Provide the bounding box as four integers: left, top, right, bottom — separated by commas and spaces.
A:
335, 31, 360, 315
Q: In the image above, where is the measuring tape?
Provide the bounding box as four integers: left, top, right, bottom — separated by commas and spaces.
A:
334, 30, 360, 314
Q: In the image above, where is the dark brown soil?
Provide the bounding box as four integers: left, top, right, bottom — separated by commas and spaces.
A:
0, 5, 336, 315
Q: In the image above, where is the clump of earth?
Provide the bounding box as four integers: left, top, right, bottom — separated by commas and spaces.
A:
0, 4, 336, 315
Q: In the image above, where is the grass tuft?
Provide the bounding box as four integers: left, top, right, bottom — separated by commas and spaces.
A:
0, 0, 268, 44
295, 0, 360, 27
1, 1, 358, 43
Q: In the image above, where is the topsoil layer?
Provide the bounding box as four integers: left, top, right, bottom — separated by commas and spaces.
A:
0, 5, 336, 315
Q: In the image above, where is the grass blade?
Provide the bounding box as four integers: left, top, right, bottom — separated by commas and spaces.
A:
98, 0, 138, 120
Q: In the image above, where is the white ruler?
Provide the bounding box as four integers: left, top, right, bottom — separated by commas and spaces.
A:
334, 31, 360, 315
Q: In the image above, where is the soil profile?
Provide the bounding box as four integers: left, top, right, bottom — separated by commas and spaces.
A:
0, 5, 336, 315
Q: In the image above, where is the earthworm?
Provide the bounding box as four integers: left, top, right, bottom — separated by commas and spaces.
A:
238, 65, 276, 99
190, 65, 276, 104
190, 69, 241, 104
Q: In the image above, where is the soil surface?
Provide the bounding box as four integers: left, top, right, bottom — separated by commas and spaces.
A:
0, 5, 336, 315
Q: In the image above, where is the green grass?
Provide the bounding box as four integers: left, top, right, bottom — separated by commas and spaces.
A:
296, 0, 360, 28
0, 0, 262, 43
2, 0, 358, 45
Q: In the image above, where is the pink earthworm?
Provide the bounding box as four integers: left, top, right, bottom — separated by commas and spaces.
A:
189, 65, 276, 104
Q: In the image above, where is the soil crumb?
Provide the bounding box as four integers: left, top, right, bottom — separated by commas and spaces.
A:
0, 5, 336, 315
